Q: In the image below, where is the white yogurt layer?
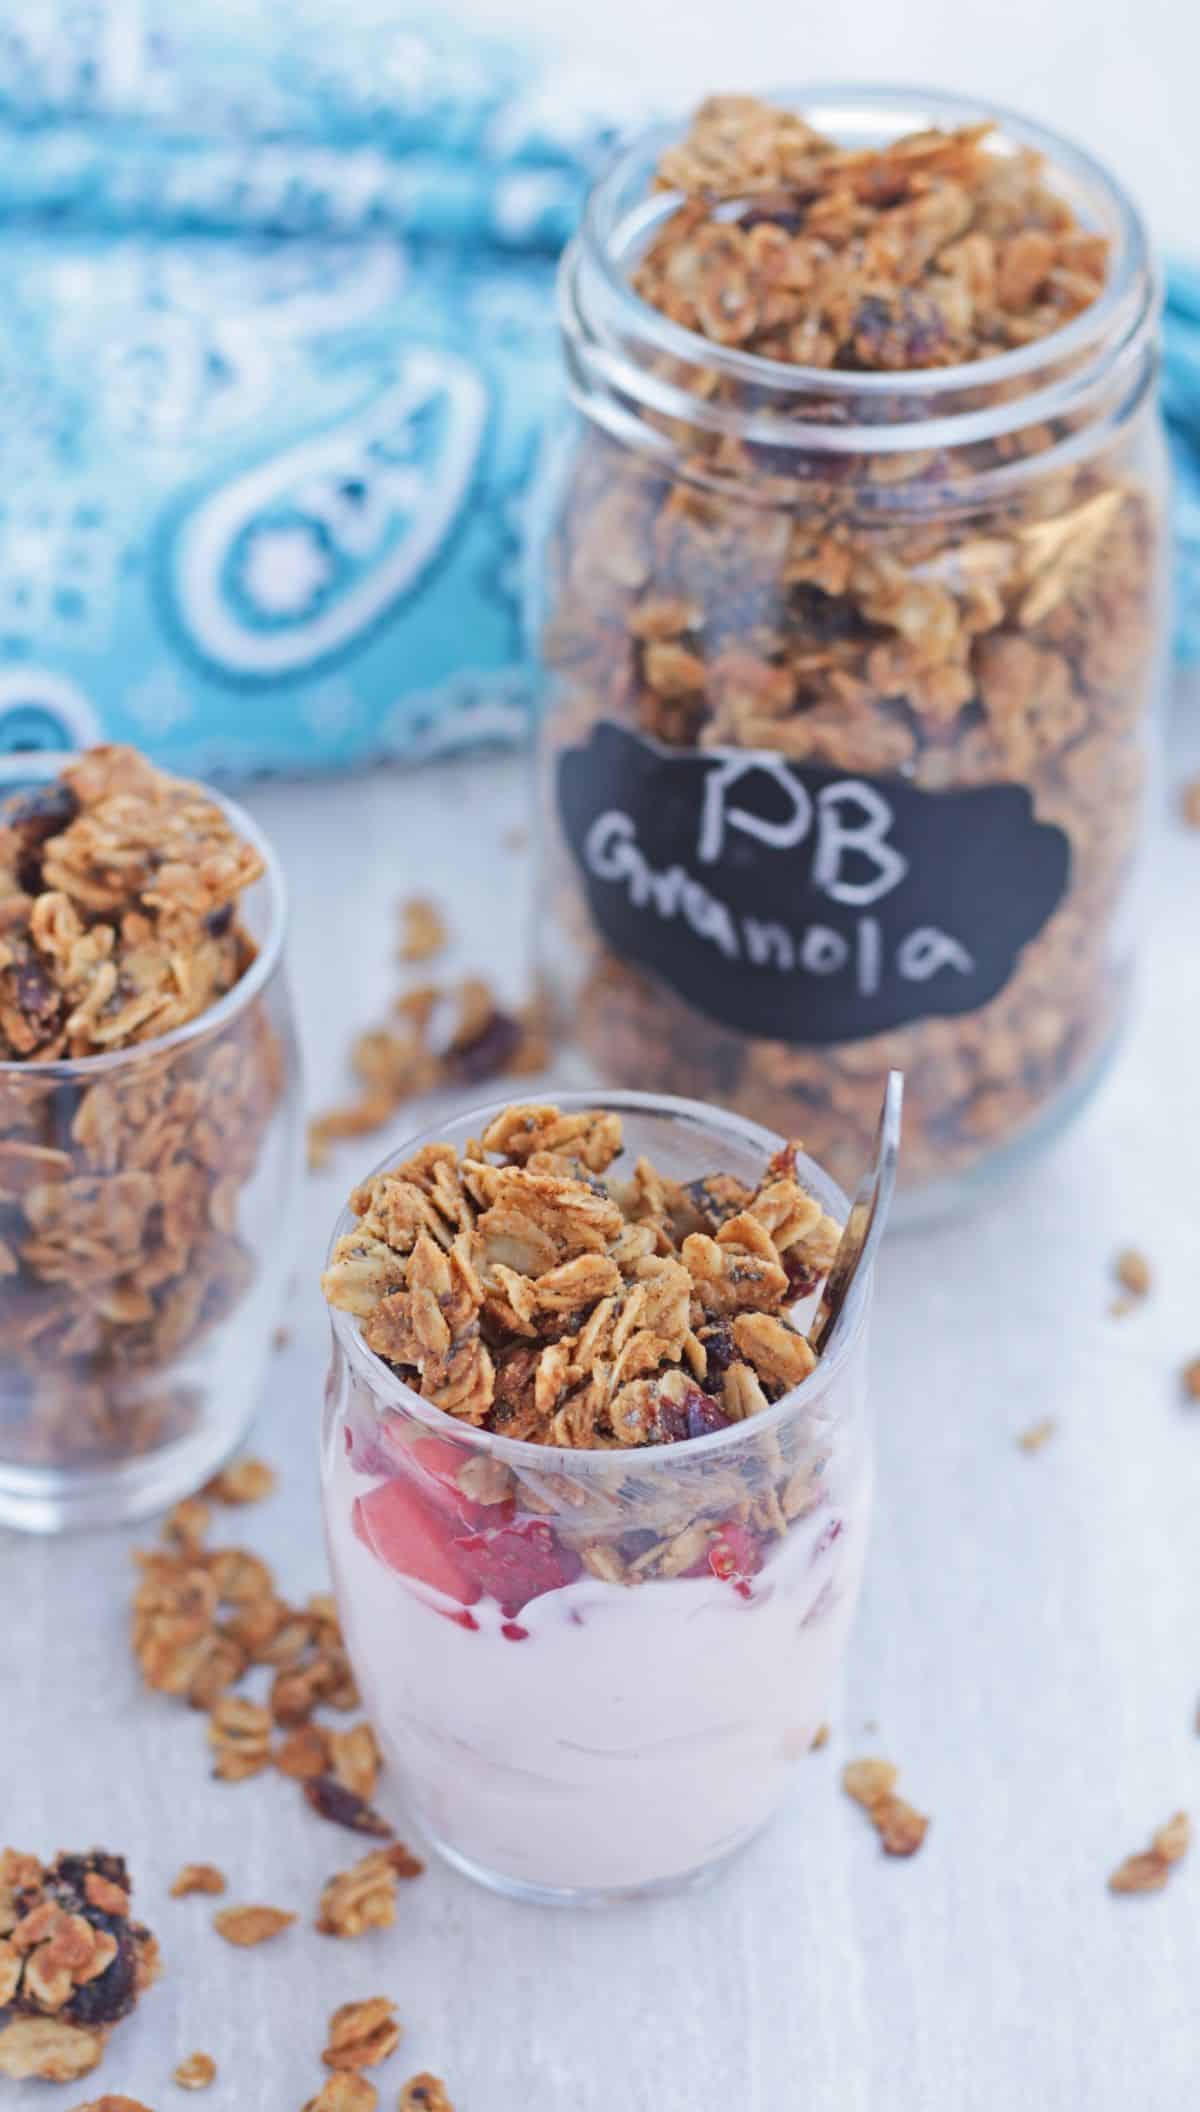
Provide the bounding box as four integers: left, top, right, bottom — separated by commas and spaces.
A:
326, 1438, 870, 1895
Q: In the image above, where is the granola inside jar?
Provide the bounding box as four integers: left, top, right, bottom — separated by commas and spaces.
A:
534, 88, 1167, 1212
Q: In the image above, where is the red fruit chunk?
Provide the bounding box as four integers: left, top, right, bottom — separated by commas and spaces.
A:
402, 1434, 515, 1527
708, 1521, 763, 1584
353, 1481, 481, 1606
453, 1519, 583, 1617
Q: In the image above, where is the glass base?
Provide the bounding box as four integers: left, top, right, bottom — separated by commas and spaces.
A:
0, 1414, 257, 1535
422, 1821, 763, 1908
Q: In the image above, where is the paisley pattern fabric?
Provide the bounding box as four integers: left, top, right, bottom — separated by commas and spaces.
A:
0, 6, 1192, 775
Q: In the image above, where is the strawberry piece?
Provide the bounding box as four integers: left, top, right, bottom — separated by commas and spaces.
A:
352, 1481, 481, 1607
683, 1519, 764, 1597
452, 1520, 583, 1617
399, 1434, 516, 1527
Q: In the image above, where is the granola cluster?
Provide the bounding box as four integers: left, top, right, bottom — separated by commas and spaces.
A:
543, 95, 1161, 1198
637, 100, 1107, 366
0, 1850, 159, 2084
0, 746, 285, 1466
323, 1102, 838, 1449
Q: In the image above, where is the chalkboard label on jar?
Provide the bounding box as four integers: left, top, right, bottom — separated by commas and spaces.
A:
557, 722, 1071, 1046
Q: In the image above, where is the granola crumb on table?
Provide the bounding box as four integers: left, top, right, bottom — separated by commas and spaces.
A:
1016, 1416, 1057, 1454
169, 1864, 226, 1900
1181, 1357, 1200, 1403
842, 1758, 930, 1857
1108, 1811, 1190, 1894
542, 93, 1161, 1201
0, 744, 283, 1470
322, 1997, 401, 2071
0, 1849, 159, 2084
173, 2049, 218, 2089
303, 2075, 379, 2112
399, 2076, 455, 2112
211, 1904, 296, 1948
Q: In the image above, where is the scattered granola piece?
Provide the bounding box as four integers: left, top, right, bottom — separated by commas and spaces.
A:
1109, 1812, 1190, 1894
1114, 1248, 1152, 1300
212, 1905, 296, 1947
398, 897, 448, 964
1017, 1417, 1057, 1453
0, 1850, 159, 2083
276, 1725, 333, 1781
303, 2076, 379, 2112
169, 1864, 226, 1899
399, 2077, 454, 2112
69, 2098, 156, 2111
327, 1723, 383, 1802
1180, 1357, 1200, 1403
303, 1777, 394, 1839
810, 1724, 830, 1751
204, 1456, 277, 1506
316, 1845, 424, 1939
1181, 776, 1200, 829
842, 1759, 929, 1858
322, 1997, 401, 2071
272, 1324, 292, 1351
208, 1697, 274, 1782
174, 2050, 217, 2089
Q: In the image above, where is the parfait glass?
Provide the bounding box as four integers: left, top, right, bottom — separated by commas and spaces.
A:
322, 1088, 873, 1905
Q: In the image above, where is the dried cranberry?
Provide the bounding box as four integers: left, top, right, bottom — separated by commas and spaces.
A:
205, 903, 233, 938
685, 1391, 731, 1440
445, 1009, 522, 1085
65, 1931, 138, 2026
784, 1251, 821, 1300
15, 960, 59, 1024
303, 1776, 394, 1836
4, 780, 78, 841
697, 1322, 737, 1382
453, 1518, 582, 1616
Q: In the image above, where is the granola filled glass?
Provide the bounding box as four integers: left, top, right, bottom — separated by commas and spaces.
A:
0, 755, 302, 1533
534, 88, 1168, 1216
322, 1090, 870, 1905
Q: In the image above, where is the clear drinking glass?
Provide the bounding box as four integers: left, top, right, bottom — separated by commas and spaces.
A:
0, 756, 303, 1533
322, 1088, 872, 1906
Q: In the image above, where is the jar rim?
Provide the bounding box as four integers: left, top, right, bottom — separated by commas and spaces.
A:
565, 82, 1158, 450
326, 1085, 867, 1476
0, 749, 287, 1079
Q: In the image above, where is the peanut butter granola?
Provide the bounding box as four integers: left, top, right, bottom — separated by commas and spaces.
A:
542, 93, 1162, 1201
0, 1850, 159, 2084
323, 1102, 838, 1450
0, 745, 285, 1469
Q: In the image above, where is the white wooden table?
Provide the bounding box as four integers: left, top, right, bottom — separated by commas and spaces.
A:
4, 680, 1199, 2112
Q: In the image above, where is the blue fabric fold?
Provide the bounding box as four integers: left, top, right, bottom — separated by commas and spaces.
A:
0, 6, 1194, 777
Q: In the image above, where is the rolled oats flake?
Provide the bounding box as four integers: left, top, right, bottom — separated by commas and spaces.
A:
169, 1864, 226, 1899
1109, 1813, 1190, 1894
1016, 1417, 1057, 1453
842, 1758, 929, 1857
212, 1904, 296, 1947
322, 1997, 402, 2071
303, 2076, 379, 2112
174, 2050, 218, 2089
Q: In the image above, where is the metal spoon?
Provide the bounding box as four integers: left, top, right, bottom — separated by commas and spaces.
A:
809, 1069, 903, 1358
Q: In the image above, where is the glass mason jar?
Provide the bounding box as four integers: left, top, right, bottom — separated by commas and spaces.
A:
0, 757, 303, 1532
532, 88, 1168, 1217
322, 1089, 871, 1906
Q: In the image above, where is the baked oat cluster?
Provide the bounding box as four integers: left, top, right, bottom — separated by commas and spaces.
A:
637, 99, 1107, 366
543, 95, 1160, 1197
323, 1102, 838, 1448
0, 746, 283, 1466
0, 1850, 159, 2084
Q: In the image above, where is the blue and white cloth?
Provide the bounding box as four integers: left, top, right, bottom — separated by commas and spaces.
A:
0, 5, 1194, 776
